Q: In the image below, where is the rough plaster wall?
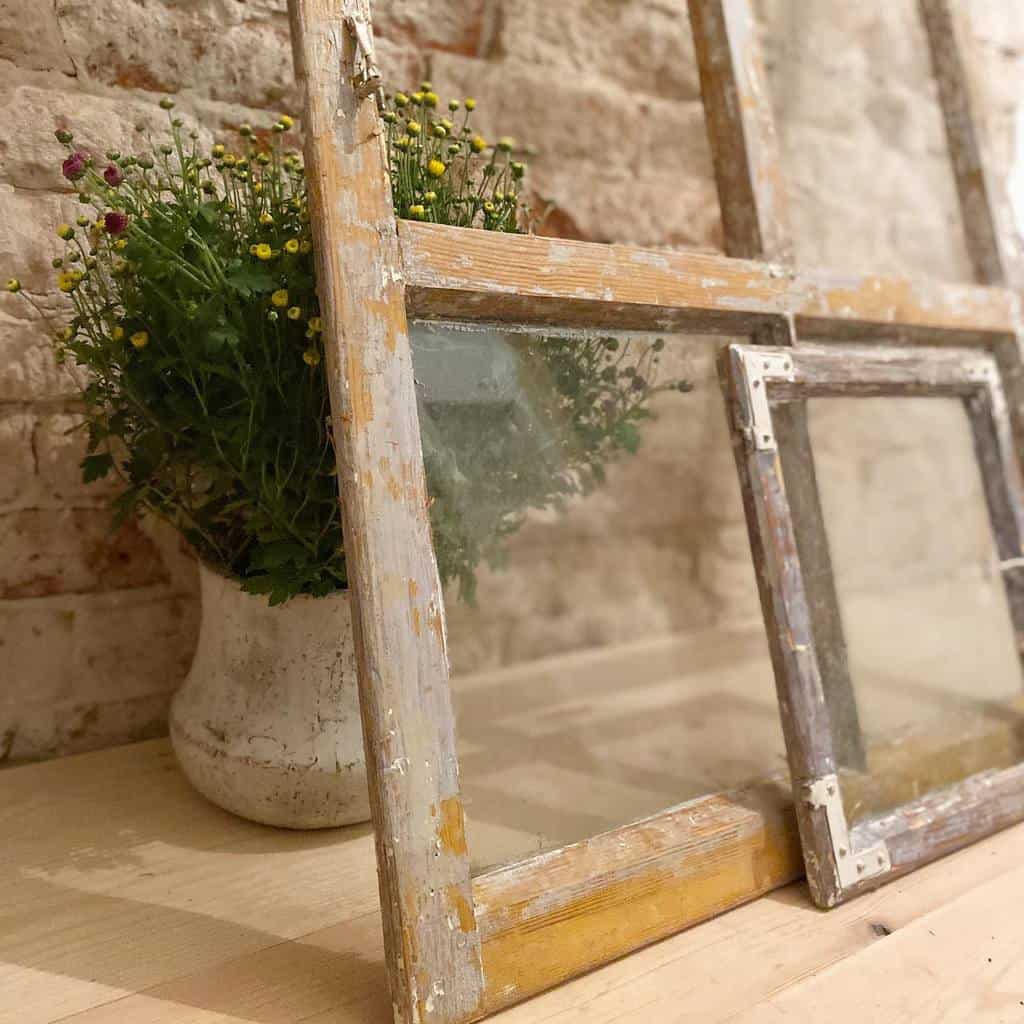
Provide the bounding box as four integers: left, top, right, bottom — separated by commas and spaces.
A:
0, 0, 1018, 760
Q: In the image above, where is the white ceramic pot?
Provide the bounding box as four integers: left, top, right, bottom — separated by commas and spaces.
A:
170, 563, 370, 829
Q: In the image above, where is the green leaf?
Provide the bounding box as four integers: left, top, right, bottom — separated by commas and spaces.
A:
81, 452, 114, 484
224, 262, 278, 296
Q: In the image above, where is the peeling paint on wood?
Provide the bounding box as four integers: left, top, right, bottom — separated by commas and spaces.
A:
288, 2, 483, 1021
722, 342, 1024, 908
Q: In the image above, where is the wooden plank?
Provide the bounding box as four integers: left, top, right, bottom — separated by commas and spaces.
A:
287, 4, 484, 1022
687, 0, 792, 262
729, 857, 1024, 1023
851, 763, 1024, 890
472, 781, 802, 1016
919, 0, 1023, 289
718, 344, 840, 907
398, 222, 1019, 340
766, 343, 998, 399
919, 0, 1024, 486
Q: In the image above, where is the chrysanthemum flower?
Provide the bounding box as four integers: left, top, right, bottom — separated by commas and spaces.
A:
427, 159, 446, 178
470, 135, 487, 154
104, 211, 129, 235
255, 243, 274, 261
130, 330, 149, 348
5, 278, 21, 293
62, 151, 88, 181
103, 164, 124, 187
302, 348, 321, 366
271, 289, 289, 308
284, 239, 299, 254
287, 306, 302, 320
56, 223, 75, 240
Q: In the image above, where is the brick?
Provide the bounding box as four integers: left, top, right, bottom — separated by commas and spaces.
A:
0, 508, 170, 598
0, 0, 75, 74
34, 411, 120, 504
57, 0, 301, 112
0, 309, 86, 402
486, 0, 701, 101
0, 413, 36, 508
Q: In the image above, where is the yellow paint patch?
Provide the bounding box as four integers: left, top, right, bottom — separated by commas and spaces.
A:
347, 348, 374, 428
438, 797, 468, 856
447, 884, 477, 933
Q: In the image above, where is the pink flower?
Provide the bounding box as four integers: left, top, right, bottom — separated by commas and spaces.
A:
104, 211, 129, 235
103, 163, 124, 187
61, 151, 89, 181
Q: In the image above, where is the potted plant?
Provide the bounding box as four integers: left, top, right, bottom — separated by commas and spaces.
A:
6, 87, 689, 828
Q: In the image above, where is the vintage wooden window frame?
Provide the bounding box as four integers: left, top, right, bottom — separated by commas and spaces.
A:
720, 341, 1024, 908
285, 0, 1024, 1021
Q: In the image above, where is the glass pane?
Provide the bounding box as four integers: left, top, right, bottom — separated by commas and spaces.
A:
803, 396, 1023, 824
757, 0, 973, 281
410, 323, 784, 872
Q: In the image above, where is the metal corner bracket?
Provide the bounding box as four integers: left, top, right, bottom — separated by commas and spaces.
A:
736, 348, 795, 452
804, 773, 890, 891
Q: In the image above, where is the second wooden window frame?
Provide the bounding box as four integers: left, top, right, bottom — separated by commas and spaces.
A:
720, 341, 1024, 907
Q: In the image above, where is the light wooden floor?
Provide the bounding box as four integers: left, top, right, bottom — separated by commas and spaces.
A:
4, 738, 1024, 1023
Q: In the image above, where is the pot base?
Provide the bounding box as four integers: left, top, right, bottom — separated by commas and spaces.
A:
170, 712, 370, 829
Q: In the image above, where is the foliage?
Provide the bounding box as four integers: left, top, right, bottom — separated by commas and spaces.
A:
7, 88, 690, 604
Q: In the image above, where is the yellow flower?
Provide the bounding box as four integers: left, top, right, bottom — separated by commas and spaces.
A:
483, 201, 496, 213
308, 317, 322, 333
61, 325, 75, 341
287, 306, 302, 320
249, 244, 259, 256
448, 99, 460, 112
423, 191, 437, 203
497, 136, 515, 152
406, 120, 422, 136
252, 182, 263, 194
222, 154, 237, 167
299, 239, 313, 254
112, 325, 125, 341
408, 204, 426, 219
278, 114, 294, 129
423, 91, 439, 108
5, 277, 20, 293
255, 243, 274, 261
284, 238, 299, 254
394, 136, 412, 151
411, 92, 425, 105
114, 239, 128, 250
470, 135, 487, 154
57, 271, 78, 293
271, 288, 289, 308
394, 92, 409, 107
433, 124, 447, 138
302, 348, 321, 367
465, 98, 477, 110
130, 330, 149, 349
57, 223, 74, 240
427, 159, 446, 178
212, 143, 225, 158
259, 211, 274, 225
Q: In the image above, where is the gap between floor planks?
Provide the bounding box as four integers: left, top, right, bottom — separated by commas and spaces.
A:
5, 740, 1024, 1024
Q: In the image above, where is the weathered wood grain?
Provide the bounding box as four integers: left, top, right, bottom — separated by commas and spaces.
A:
472, 781, 801, 1016
288, 3, 484, 1021
687, 0, 792, 263
398, 222, 1020, 341
724, 342, 1024, 908
919, 0, 1023, 289
718, 344, 841, 906
919, 0, 1024, 486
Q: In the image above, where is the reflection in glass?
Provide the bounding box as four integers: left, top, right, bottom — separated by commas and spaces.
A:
410, 324, 785, 871
804, 397, 1023, 824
